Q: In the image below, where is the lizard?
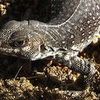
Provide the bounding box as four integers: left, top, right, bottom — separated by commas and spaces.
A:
0, 0, 99, 90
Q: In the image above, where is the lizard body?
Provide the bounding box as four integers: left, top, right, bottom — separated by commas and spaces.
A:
0, 0, 100, 88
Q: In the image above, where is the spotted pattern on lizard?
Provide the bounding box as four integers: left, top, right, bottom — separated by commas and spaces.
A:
0, 0, 100, 89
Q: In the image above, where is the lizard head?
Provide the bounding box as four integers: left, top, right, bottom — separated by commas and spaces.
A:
0, 20, 49, 60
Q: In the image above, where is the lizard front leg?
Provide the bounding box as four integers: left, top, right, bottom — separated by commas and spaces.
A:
54, 52, 96, 89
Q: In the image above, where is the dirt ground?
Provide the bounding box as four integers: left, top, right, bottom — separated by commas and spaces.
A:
0, 0, 100, 100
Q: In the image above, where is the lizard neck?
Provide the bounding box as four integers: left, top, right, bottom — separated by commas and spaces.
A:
49, 0, 80, 25
45, 0, 100, 51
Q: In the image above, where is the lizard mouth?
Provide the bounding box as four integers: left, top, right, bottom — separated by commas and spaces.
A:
0, 48, 27, 59
0, 47, 41, 61
0, 51, 29, 60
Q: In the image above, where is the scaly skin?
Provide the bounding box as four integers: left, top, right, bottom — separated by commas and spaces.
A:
0, 0, 99, 89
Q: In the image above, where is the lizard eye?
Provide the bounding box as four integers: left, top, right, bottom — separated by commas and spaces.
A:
9, 38, 28, 47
